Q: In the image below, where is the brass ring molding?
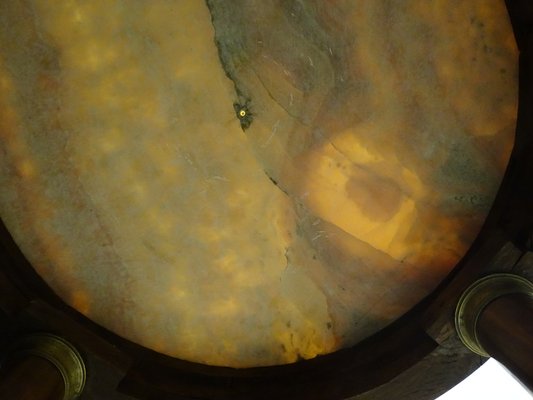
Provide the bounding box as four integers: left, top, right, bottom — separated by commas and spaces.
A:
455, 273, 533, 357
11, 333, 86, 400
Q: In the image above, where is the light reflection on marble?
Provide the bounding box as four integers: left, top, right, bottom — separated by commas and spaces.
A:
0, 1, 517, 367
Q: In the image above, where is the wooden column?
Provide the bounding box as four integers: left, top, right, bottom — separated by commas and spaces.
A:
0, 333, 86, 400
455, 273, 533, 391
477, 293, 533, 390
0, 355, 65, 400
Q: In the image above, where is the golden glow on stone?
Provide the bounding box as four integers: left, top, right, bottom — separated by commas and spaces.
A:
0, 0, 518, 367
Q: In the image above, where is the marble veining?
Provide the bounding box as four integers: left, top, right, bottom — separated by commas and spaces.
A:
0, 1, 517, 367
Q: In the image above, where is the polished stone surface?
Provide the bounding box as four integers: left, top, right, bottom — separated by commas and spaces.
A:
0, 1, 517, 367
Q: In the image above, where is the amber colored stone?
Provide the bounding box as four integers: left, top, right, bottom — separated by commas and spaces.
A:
0, 1, 517, 367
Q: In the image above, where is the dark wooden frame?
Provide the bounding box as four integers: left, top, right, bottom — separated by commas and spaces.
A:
0, 1, 532, 399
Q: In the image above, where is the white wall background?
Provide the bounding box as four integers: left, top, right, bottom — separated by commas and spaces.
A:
437, 358, 532, 400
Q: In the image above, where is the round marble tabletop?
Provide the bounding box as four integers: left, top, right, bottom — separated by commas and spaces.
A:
0, 1, 518, 367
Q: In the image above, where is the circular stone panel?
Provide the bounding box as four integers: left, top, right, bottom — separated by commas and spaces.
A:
0, 0, 518, 367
